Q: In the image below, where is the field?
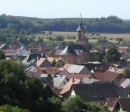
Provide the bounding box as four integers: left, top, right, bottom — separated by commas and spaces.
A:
35, 31, 130, 43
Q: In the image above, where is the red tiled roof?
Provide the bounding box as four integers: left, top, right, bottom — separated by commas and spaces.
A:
63, 63, 73, 70
66, 73, 91, 80
91, 72, 121, 81
119, 98, 130, 111
47, 57, 60, 63
106, 98, 118, 112
36, 58, 46, 67
41, 67, 61, 75
60, 78, 80, 95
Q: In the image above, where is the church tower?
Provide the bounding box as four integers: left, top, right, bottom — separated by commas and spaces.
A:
76, 18, 88, 46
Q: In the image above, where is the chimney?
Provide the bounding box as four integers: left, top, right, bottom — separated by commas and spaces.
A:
72, 78, 75, 82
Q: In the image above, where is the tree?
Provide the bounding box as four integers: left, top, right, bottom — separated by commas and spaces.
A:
64, 96, 102, 112
105, 47, 121, 63
123, 65, 130, 78
0, 50, 5, 59
48, 96, 61, 112
56, 36, 64, 41
0, 60, 57, 112
55, 61, 64, 67
90, 52, 104, 62
65, 96, 87, 112
0, 105, 29, 112
52, 59, 56, 67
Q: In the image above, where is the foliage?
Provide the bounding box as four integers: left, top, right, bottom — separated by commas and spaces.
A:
55, 61, 64, 67
86, 103, 101, 112
90, 52, 104, 62
65, 96, 87, 112
105, 47, 121, 63
1, 14, 130, 45
0, 105, 29, 112
97, 38, 108, 44
123, 65, 130, 78
116, 38, 123, 43
56, 36, 64, 41
52, 59, 56, 67
0, 60, 56, 112
0, 50, 5, 59
48, 96, 61, 112
64, 96, 102, 112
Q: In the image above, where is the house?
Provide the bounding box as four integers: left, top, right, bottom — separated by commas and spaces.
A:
17, 46, 29, 57
53, 75, 68, 89
118, 46, 130, 59
91, 72, 123, 82
40, 75, 68, 89
120, 79, 130, 88
65, 73, 91, 80
80, 62, 108, 73
36, 58, 52, 67
63, 64, 90, 74
41, 67, 61, 75
60, 78, 81, 96
106, 98, 130, 112
81, 77, 98, 84
107, 67, 124, 74
23, 53, 46, 62
69, 82, 122, 103
47, 57, 64, 66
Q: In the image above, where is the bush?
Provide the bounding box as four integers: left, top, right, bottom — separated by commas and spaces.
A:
56, 36, 64, 41
0, 105, 29, 112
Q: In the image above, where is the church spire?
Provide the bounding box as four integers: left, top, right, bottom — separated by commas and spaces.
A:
76, 14, 88, 46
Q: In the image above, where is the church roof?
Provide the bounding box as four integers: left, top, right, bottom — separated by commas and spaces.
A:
77, 21, 84, 31
59, 46, 76, 55
55, 44, 89, 55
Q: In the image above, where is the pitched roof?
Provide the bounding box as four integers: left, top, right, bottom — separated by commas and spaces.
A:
82, 77, 98, 84
71, 82, 119, 102
119, 98, 130, 111
55, 44, 88, 55
53, 75, 67, 89
36, 58, 46, 67
121, 78, 130, 88
91, 72, 121, 81
65, 73, 91, 80
40, 77, 54, 88
107, 67, 124, 74
59, 46, 76, 55
42, 67, 61, 75
24, 53, 45, 62
47, 57, 60, 63
67, 65, 86, 73
63, 63, 73, 70
60, 78, 80, 95
106, 98, 119, 112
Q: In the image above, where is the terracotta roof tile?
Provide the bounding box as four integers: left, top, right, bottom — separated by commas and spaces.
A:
36, 58, 46, 67
60, 78, 80, 95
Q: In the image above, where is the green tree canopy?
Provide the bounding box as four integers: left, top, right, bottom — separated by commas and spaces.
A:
0, 50, 5, 59
105, 47, 121, 63
0, 60, 57, 112
65, 96, 87, 112
0, 105, 29, 112
64, 96, 101, 112
90, 52, 104, 62
123, 65, 130, 78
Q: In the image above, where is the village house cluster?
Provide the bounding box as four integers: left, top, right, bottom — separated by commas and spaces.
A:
1, 20, 130, 112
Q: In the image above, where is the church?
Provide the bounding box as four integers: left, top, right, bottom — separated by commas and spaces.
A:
50, 20, 90, 64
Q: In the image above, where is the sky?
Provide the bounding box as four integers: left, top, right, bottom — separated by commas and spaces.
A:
0, 0, 130, 19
